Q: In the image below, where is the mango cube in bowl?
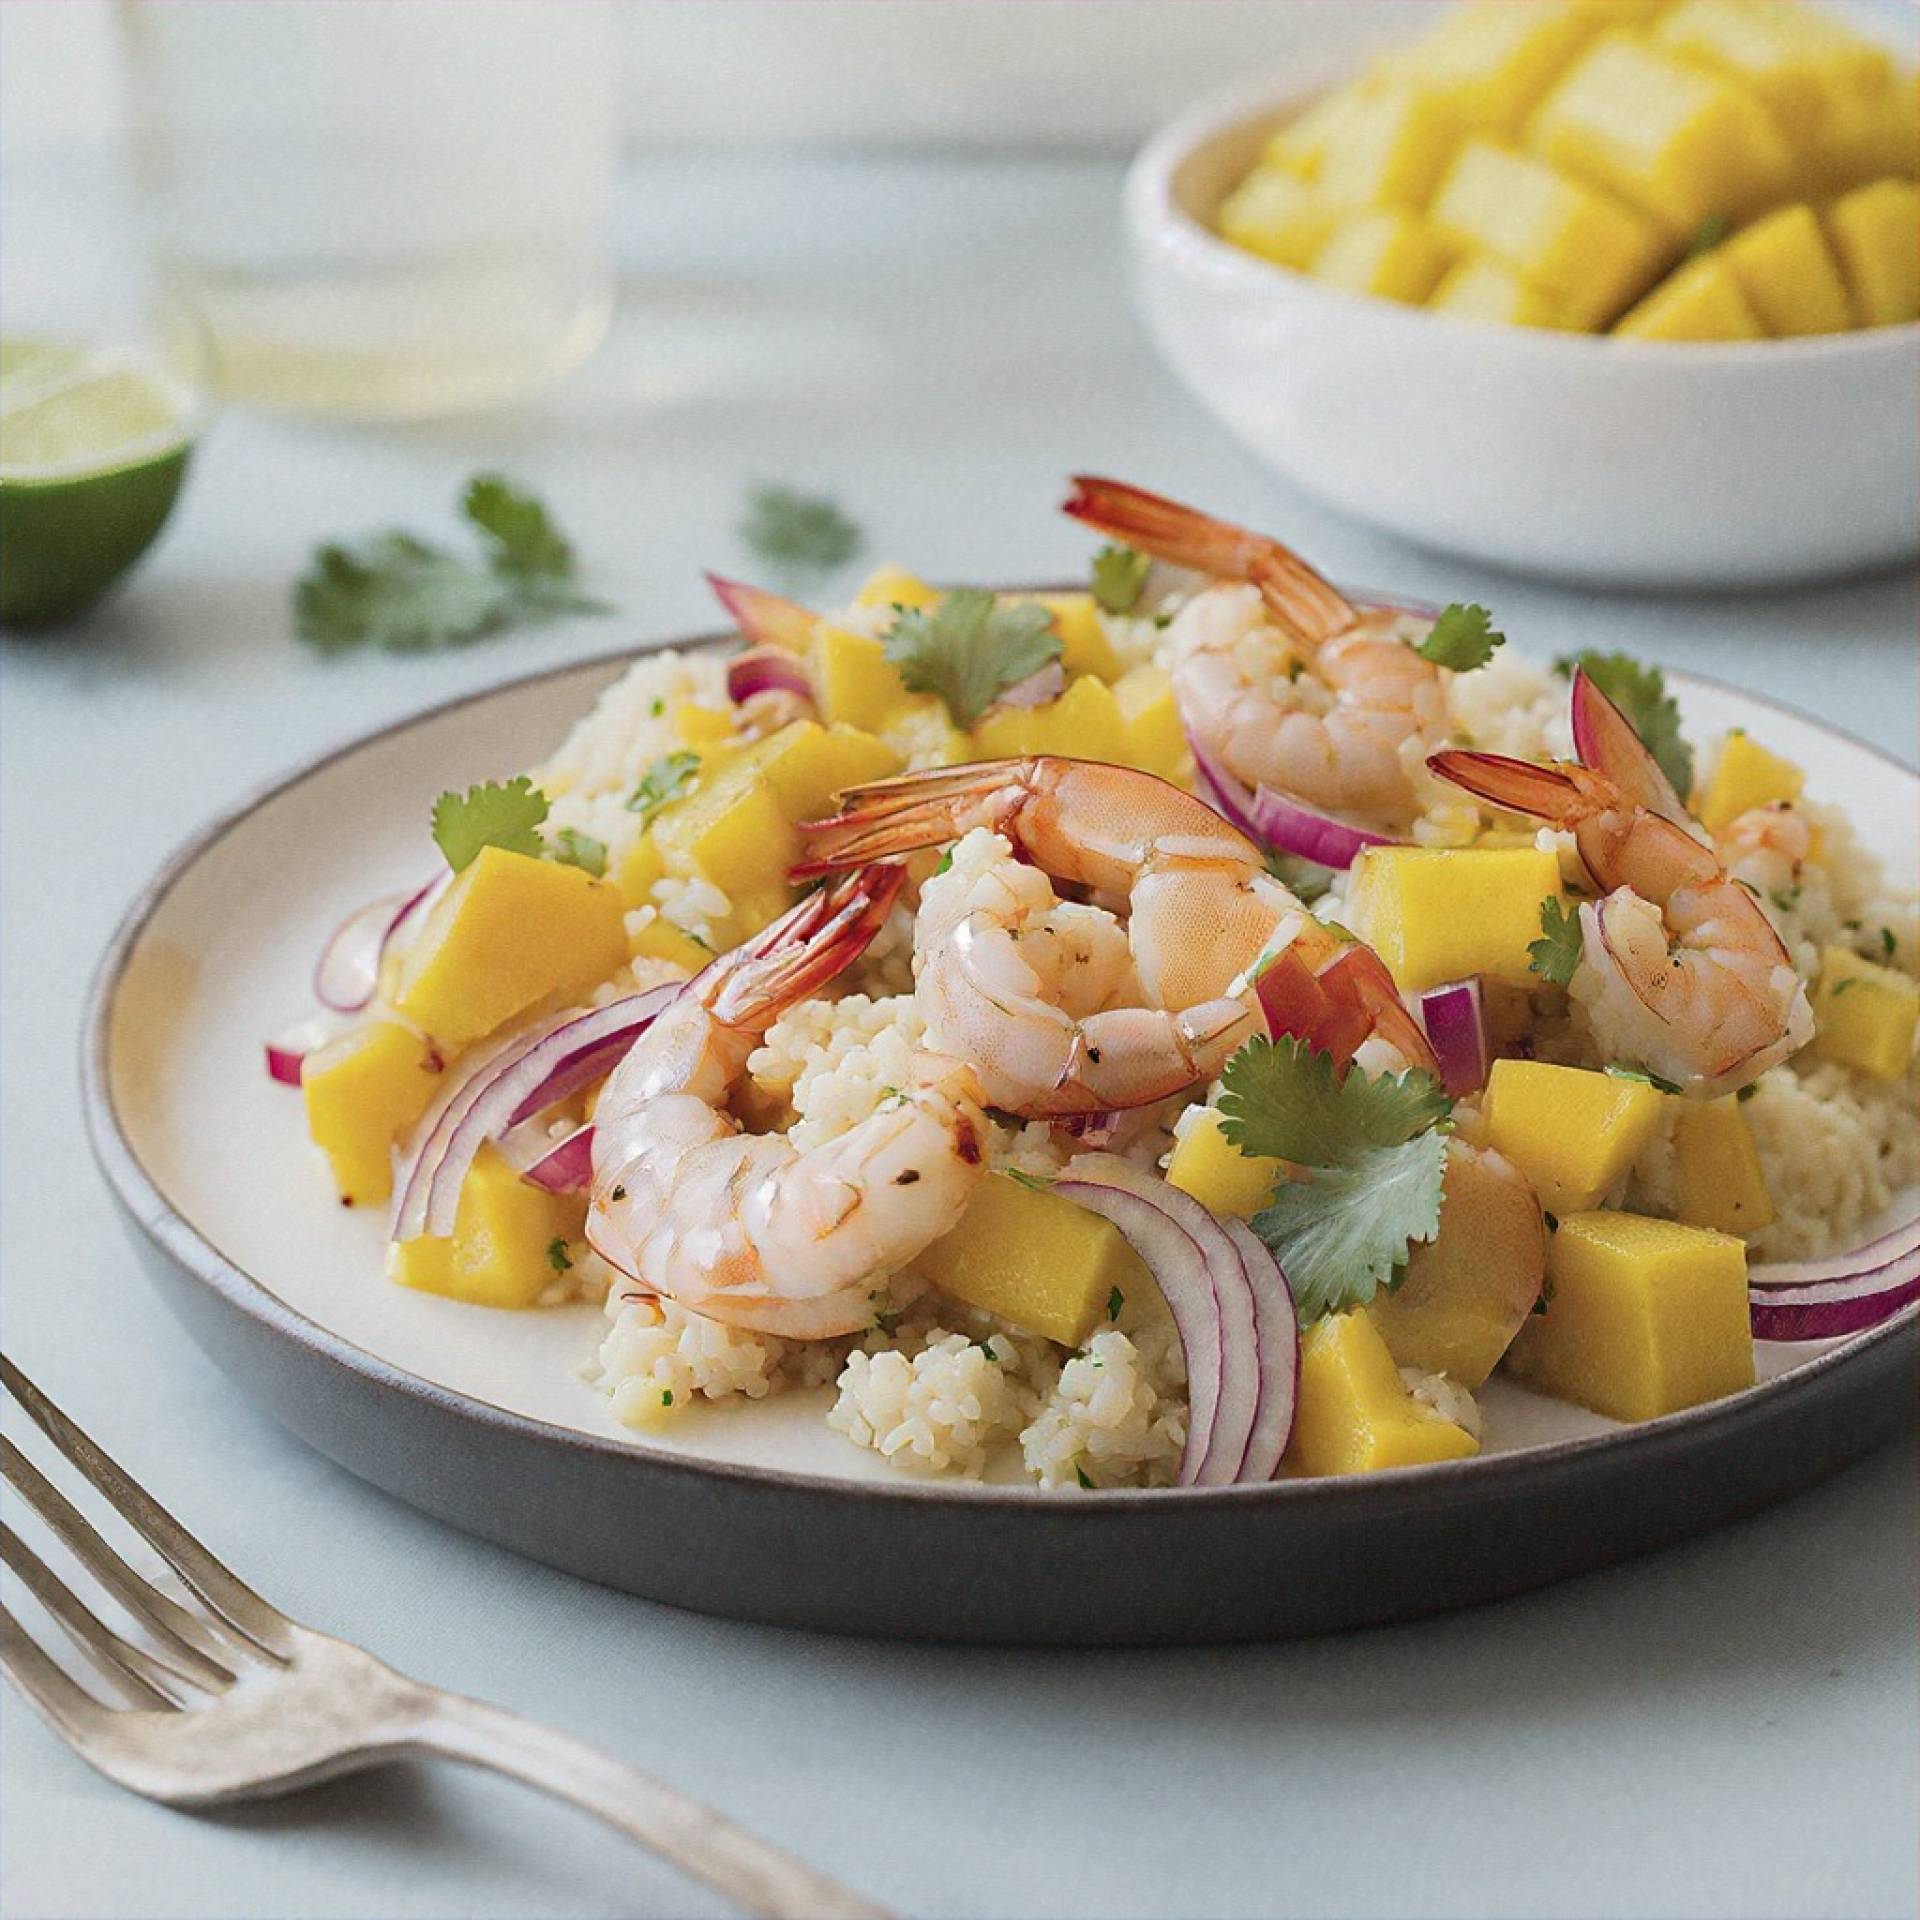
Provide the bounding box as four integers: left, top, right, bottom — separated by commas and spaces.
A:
1482, 1059, 1666, 1216
1378, 0, 1603, 136
1429, 254, 1568, 328
1825, 177, 1920, 325
1217, 168, 1341, 270
388, 1143, 586, 1311
1718, 201, 1855, 332
1809, 946, 1920, 1081
1695, 730, 1806, 831
1285, 1310, 1479, 1477
1312, 210, 1456, 303
1164, 1110, 1285, 1221
1348, 844, 1564, 991
1614, 252, 1765, 338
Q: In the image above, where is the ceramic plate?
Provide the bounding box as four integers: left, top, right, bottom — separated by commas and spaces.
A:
84, 632, 1918, 1644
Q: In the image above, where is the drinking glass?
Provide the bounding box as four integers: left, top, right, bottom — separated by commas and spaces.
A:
117, 0, 618, 420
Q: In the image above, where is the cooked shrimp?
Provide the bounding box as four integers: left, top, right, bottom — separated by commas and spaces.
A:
1717, 802, 1816, 906
588, 865, 988, 1339
797, 756, 1437, 1113
1431, 748, 1813, 1096
1062, 477, 1447, 826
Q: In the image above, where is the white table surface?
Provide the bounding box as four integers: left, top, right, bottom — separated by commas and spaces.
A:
3, 149, 1917, 1920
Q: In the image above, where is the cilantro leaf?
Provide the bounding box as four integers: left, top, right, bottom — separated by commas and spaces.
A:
1091, 544, 1151, 616
1251, 1130, 1450, 1321
882, 588, 1062, 729
550, 827, 607, 877
296, 474, 607, 656
1217, 1034, 1450, 1168
1528, 896, 1583, 989
546, 1238, 573, 1274
740, 483, 863, 574
1554, 650, 1694, 797
1416, 602, 1506, 672
431, 777, 549, 873
1605, 1062, 1683, 1095
626, 751, 701, 826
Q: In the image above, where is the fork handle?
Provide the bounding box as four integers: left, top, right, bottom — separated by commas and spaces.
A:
406, 1692, 893, 1919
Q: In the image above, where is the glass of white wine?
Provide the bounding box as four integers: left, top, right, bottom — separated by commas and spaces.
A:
117, 0, 618, 421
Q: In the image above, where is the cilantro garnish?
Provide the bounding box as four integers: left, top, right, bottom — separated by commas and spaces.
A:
1736, 1083, 1758, 1102
1106, 1286, 1125, 1321
1528, 896, 1583, 989
431, 777, 549, 873
739, 483, 862, 575
626, 751, 701, 825
661, 1389, 674, 1408
546, 1238, 573, 1274
1091, 544, 1151, 616
1686, 211, 1732, 259
1769, 884, 1802, 913
1415, 602, 1505, 672
296, 473, 608, 656
1881, 927, 1897, 960
1075, 1465, 1094, 1490
882, 588, 1062, 729
1554, 650, 1694, 797
1830, 977, 1865, 996
1218, 1034, 1449, 1166
1605, 1062, 1683, 1096
1264, 850, 1334, 905
550, 828, 607, 878
1002, 1167, 1053, 1192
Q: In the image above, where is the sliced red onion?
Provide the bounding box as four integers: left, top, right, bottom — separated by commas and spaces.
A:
705, 574, 817, 653
1054, 1109, 1126, 1147
1749, 1269, 1919, 1340
313, 875, 443, 1014
1417, 979, 1491, 1098
511, 1124, 596, 1195
264, 1015, 345, 1087
992, 661, 1065, 711
1223, 1218, 1298, 1481
727, 646, 815, 706
1188, 732, 1398, 870
1747, 1213, 1920, 1288
392, 986, 677, 1241
1569, 666, 1690, 825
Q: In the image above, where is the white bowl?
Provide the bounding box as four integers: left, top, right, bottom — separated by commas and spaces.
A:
1124, 74, 1920, 589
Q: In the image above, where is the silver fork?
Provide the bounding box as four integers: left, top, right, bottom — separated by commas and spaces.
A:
0, 1355, 890, 1920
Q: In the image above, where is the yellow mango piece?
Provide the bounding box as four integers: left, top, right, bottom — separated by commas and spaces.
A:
1719, 201, 1855, 332
970, 672, 1127, 766
392, 848, 629, 1050
1825, 178, 1920, 325
915, 1171, 1151, 1348
1217, 167, 1342, 268
1367, 1143, 1548, 1389
627, 914, 713, 976
1430, 138, 1669, 326
1348, 844, 1565, 991
1695, 729, 1805, 831
1429, 253, 1570, 328
1313, 209, 1456, 302
739, 719, 900, 823
719, 885, 798, 945
810, 624, 914, 731
1030, 592, 1123, 682
1113, 663, 1189, 781
651, 758, 800, 903
1165, 1110, 1285, 1220
388, 1144, 585, 1311
879, 699, 972, 769
1505, 1210, 1754, 1421
1483, 1058, 1666, 1215
1284, 1311, 1479, 1477
1809, 946, 1920, 1081
1808, 71, 1919, 193
1670, 1094, 1774, 1233
615, 831, 666, 911
1529, 33, 1793, 234
302, 1020, 444, 1209
1263, 81, 1382, 182
852, 566, 939, 612
1318, 84, 1467, 210
672, 702, 736, 750
1382, 1, 1603, 135
1655, 0, 1892, 151
1613, 251, 1766, 337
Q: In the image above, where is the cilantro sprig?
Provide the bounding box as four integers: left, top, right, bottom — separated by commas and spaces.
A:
626, 751, 702, 827
740, 483, 863, 575
1528, 896, 1583, 989
1091, 544, 1152, 616
431, 777, 549, 872
297, 474, 608, 656
1219, 1034, 1449, 1166
1554, 650, 1695, 797
1416, 602, 1505, 672
882, 588, 1062, 729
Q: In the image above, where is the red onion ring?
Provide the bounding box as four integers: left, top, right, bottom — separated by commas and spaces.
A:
313, 875, 443, 1015
1223, 1218, 1298, 1481
1417, 979, 1491, 1097
1188, 732, 1399, 870
727, 646, 815, 706
511, 1124, 596, 1195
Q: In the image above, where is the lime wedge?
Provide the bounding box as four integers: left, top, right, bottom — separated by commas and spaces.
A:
1, 336, 199, 627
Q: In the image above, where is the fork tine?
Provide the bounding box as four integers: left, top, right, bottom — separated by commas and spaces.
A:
1, 1439, 237, 1688
0, 1522, 190, 1709
1, 1357, 292, 1660
1, 1601, 117, 1738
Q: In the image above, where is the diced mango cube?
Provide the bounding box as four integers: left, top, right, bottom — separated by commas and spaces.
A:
651, 759, 799, 904
1482, 1059, 1666, 1215
1348, 845, 1565, 991
1284, 1311, 1479, 1477
970, 672, 1127, 766
1367, 1142, 1548, 1388
1165, 1110, 1286, 1220
915, 1171, 1151, 1348
1113, 664, 1188, 781
672, 702, 736, 750
1670, 1094, 1774, 1233
852, 567, 939, 612
1614, 252, 1766, 338
1429, 253, 1570, 328
1030, 592, 1123, 681
302, 1020, 444, 1208
1809, 946, 1920, 1081
1430, 138, 1669, 326
1313, 209, 1456, 302
1695, 729, 1806, 831
1825, 178, 1920, 325
1808, 72, 1919, 193
627, 914, 713, 976
1263, 81, 1382, 182
615, 831, 666, 911
1719, 202, 1855, 333
1318, 84, 1467, 210
391, 848, 629, 1050
1529, 33, 1793, 234
388, 1144, 585, 1310
1381, 1, 1603, 135
742, 719, 900, 824
1217, 167, 1342, 268
1505, 1210, 1754, 1421
810, 624, 914, 731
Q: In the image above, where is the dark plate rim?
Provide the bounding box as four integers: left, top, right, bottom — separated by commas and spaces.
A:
80, 614, 1920, 1514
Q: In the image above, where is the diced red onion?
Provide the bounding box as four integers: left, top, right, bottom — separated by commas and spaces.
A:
993, 661, 1065, 710
726, 646, 815, 706
264, 1015, 344, 1087
1569, 666, 1690, 824
1417, 979, 1491, 1098
1223, 1218, 1298, 1481
313, 875, 443, 1014
511, 1124, 596, 1195
392, 986, 677, 1241
1188, 732, 1399, 870
705, 573, 818, 653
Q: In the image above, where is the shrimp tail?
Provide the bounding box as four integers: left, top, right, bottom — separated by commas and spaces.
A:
705, 573, 818, 653
1260, 941, 1440, 1077
703, 862, 905, 1029
1062, 475, 1354, 645
1568, 667, 1690, 823
1428, 749, 1590, 826
792, 759, 1029, 875
1319, 944, 1441, 1078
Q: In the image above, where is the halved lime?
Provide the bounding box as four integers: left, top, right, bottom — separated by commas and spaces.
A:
1, 336, 200, 627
